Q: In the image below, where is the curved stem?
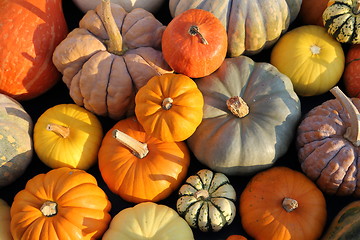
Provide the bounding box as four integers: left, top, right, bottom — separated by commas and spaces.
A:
282, 197, 298, 212
226, 96, 249, 118
194, 189, 210, 200
40, 201, 57, 217
188, 25, 208, 45
47, 123, 70, 138
112, 129, 149, 158
162, 97, 174, 110
353, 0, 360, 14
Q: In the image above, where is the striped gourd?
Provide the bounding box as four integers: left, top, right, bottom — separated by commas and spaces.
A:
176, 169, 236, 232
323, 0, 360, 44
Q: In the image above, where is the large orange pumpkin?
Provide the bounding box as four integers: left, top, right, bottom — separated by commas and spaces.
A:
298, 0, 328, 26
344, 44, 360, 98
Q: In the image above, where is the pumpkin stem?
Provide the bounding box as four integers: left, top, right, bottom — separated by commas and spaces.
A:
112, 129, 149, 158
188, 25, 209, 45
101, 0, 126, 55
310, 45, 321, 55
354, 0, 360, 14
162, 97, 174, 110
282, 197, 298, 212
40, 201, 58, 217
330, 86, 360, 146
226, 96, 249, 118
194, 189, 210, 200
47, 123, 70, 138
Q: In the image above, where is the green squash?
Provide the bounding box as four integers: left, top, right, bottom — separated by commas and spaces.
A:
187, 56, 301, 176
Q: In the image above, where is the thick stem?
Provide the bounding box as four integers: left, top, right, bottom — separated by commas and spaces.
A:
40, 201, 57, 217
353, 0, 360, 14
330, 86, 360, 146
162, 97, 174, 110
188, 25, 208, 45
226, 96, 249, 118
194, 189, 210, 200
112, 129, 149, 158
282, 197, 298, 212
47, 123, 70, 138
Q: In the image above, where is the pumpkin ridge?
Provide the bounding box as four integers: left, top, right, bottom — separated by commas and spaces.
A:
197, 171, 215, 191
104, 56, 116, 115
331, 14, 353, 40
208, 199, 230, 227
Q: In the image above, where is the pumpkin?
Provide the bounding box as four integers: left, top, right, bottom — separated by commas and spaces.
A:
321, 200, 360, 240
52, 0, 172, 120
344, 44, 360, 97
297, 86, 360, 197
161, 9, 227, 78
298, 0, 328, 26
169, 0, 302, 57
0, 0, 68, 101
176, 169, 237, 232
0, 94, 33, 188
98, 116, 190, 203
0, 199, 11, 240
239, 166, 327, 240
270, 25, 345, 97
10, 167, 112, 240
102, 202, 194, 239
187, 56, 301, 176
135, 73, 204, 142
226, 235, 248, 240
323, 0, 360, 44
33, 104, 103, 170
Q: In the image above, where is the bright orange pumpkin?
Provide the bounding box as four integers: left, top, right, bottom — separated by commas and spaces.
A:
98, 116, 191, 203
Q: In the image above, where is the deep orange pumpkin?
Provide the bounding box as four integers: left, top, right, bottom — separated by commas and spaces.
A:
0, 0, 68, 100
226, 235, 248, 240
344, 44, 360, 97
162, 8, 227, 78
298, 0, 328, 26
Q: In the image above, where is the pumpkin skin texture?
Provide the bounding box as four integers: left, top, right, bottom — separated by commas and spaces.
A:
344, 44, 360, 97
169, 0, 302, 57
10, 167, 112, 240
323, 0, 360, 44
270, 25, 345, 97
162, 9, 227, 78
176, 169, 237, 232
187, 56, 301, 176
52, 2, 172, 120
33, 104, 103, 170
298, 0, 328, 26
239, 167, 327, 240
102, 202, 194, 240
0, 0, 68, 101
0, 199, 11, 240
135, 73, 204, 142
98, 117, 190, 203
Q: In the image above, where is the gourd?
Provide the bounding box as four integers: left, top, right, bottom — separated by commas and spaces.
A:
169, 0, 302, 57
53, 0, 172, 120
187, 56, 301, 176
98, 116, 190, 203
323, 0, 360, 44
226, 236, 248, 240
298, 0, 328, 25
239, 166, 327, 240
135, 73, 204, 142
33, 104, 103, 170
321, 200, 360, 240
103, 202, 194, 240
161, 9, 227, 78
344, 44, 360, 97
0, 199, 11, 240
10, 167, 112, 240
0, 94, 33, 187
297, 86, 360, 197
0, 0, 68, 100
176, 169, 237, 232
270, 25, 345, 96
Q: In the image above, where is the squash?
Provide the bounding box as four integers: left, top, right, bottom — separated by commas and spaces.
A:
135, 73, 204, 142
33, 104, 103, 170
323, 0, 360, 44
187, 56, 301, 176
102, 202, 194, 240
226, 236, 248, 240
298, 0, 328, 26
52, 0, 172, 120
270, 25, 345, 96
176, 169, 237, 232
98, 116, 190, 203
239, 166, 327, 240
0, 0, 68, 101
0, 199, 11, 240
0, 94, 33, 188
169, 0, 302, 57
162, 9, 227, 78
297, 86, 360, 197
10, 167, 112, 240
344, 44, 360, 97
321, 200, 360, 240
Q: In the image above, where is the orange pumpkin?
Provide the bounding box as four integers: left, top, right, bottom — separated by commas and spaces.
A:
226, 235, 248, 240
10, 167, 111, 240
98, 117, 190, 203
239, 166, 327, 240
162, 8, 227, 78
298, 0, 328, 26
344, 44, 360, 98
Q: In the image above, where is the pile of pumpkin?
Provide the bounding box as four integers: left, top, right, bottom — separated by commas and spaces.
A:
1, 0, 360, 239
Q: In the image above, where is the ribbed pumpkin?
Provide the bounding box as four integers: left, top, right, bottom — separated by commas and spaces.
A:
10, 167, 112, 240
176, 169, 237, 232
98, 116, 190, 203
344, 44, 360, 97
0, 199, 11, 240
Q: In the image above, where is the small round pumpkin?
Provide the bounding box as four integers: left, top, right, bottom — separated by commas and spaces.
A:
10, 167, 112, 240
0, 199, 11, 240
239, 166, 327, 240
226, 235, 248, 240
98, 116, 190, 203
33, 104, 103, 170
343, 44, 360, 97
162, 8, 227, 78
135, 73, 204, 142
176, 169, 237, 232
